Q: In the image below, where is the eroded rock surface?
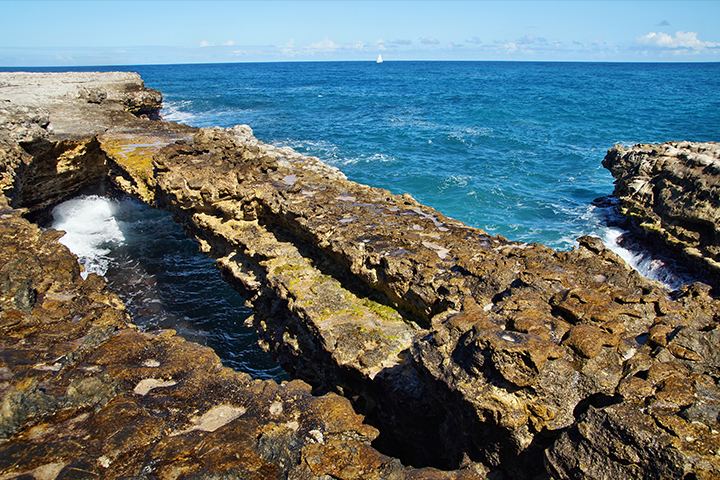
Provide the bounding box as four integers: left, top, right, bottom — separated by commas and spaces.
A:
2, 72, 719, 479
603, 142, 720, 289
0, 201, 481, 479
1, 73, 481, 480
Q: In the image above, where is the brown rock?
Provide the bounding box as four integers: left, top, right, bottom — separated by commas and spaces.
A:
3, 72, 720, 479
603, 142, 720, 289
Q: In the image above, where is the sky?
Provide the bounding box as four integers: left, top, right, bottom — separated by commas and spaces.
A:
1, 1, 719, 66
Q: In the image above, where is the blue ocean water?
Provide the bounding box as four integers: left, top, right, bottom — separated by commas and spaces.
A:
135, 62, 718, 252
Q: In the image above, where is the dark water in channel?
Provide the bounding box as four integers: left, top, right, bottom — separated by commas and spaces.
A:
51, 195, 286, 381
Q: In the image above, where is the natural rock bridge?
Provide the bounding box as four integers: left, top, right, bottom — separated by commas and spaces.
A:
1, 72, 718, 479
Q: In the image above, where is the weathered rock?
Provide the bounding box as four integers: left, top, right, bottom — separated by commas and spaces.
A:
2, 72, 719, 479
1, 74, 484, 480
0, 72, 186, 218
0, 71, 162, 136
0, 185, 479, 480
603, 142, 720, 290
132, 126, 718, 476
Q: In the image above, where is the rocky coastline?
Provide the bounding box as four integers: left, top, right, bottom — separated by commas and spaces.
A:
1, 72, 719, 479
603, 142, 720, 291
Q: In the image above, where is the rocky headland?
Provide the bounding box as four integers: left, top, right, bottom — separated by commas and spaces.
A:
1, 72, 719, 479
603, 142, 720, 291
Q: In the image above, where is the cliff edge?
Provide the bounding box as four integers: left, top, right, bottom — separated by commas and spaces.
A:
603, 142, 720, 290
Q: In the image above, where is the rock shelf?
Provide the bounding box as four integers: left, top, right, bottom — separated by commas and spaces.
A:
1, 72, 719, 479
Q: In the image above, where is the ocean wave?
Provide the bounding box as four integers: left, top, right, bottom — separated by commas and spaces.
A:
599, 227, 686, 290
275, 138, 397, 166
587, 202, 692, 290
160, 100, 197, 124
276, 138, 341, 160
51, 196, 125, 278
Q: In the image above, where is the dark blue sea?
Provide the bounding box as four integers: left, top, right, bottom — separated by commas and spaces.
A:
14, 61, 718, 378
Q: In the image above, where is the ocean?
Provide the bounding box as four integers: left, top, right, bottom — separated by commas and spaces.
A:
14, 61, 718, 378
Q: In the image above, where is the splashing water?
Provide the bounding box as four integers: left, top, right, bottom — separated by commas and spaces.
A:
51, 195, 125, 278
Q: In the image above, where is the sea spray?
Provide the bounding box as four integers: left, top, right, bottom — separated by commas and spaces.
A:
51, 195, 124, 278
591, 200, 694, 290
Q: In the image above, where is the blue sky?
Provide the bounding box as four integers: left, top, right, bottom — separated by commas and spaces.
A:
1, 1, 719, 66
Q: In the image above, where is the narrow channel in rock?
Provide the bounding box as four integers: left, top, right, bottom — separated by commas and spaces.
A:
50, 194, 287, 381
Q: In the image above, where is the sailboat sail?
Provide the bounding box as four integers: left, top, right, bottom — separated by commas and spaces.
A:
377, 54, 383, 63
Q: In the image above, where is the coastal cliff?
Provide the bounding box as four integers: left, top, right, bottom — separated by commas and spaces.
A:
1, 72, 719, 479
603, 142, 720, 290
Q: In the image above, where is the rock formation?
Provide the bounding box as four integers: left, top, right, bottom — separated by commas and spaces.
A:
0, 73, 481, 480
603, 142, 720, 290
1, 72, 719, 479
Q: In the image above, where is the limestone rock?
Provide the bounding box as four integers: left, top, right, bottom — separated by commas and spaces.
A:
0, 73, 486, 479
139, 126, 719, 476
0, 71, 162, 139
603, 142, 720, 289
0, 191, 474, 480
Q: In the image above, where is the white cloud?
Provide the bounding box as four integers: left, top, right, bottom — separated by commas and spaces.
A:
518, 35, 547, 45
636, 31, 719, 51
389, 39, 412, 46
307, 37, 339, 52
280, 39, 298, 57
199, 40, 212, 47
420, 37, 440, 45
223, 41, 235, 46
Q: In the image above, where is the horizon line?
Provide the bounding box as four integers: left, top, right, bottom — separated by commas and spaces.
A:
2, 58, 720, 69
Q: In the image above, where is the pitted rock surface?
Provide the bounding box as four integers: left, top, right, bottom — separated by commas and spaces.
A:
1, 72, 719, 479
0, 191, 480, 480
1, 73, 484, 480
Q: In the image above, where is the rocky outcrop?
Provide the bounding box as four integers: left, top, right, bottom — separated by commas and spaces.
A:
603, 142, 720, 290
0, 196, 479, 479
2, 72, 720, 479
139, 127, 720, 478
0, 73, 481, 480
0, 72, 169, 216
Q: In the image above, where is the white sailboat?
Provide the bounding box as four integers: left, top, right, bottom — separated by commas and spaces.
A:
376, 54, 383, 63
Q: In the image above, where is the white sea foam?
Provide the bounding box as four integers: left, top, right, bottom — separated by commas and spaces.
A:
600, 226, 686, 290
160, 100, 197, 124
51, 196, 125, 278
